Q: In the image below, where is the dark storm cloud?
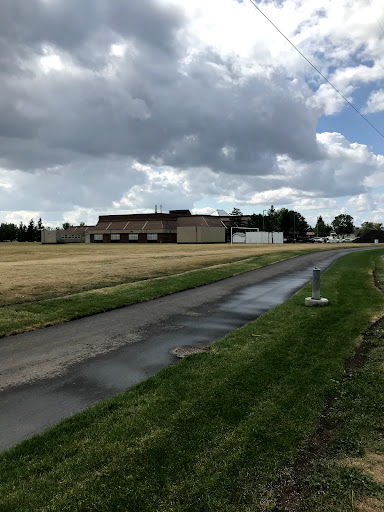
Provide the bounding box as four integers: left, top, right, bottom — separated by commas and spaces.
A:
149, 62, 322, 173
0, 0, 184, 60
0, 0, 322, 177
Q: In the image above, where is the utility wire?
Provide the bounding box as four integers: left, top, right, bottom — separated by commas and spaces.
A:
367, 0, 384, 38
246, 0, 384, 141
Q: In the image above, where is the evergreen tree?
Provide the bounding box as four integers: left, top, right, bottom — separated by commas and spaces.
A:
229, 207, 245, 227
264, 205, 278, 232
27, 219, 36, 242
36, 218, 44, 241
9, 223, 17, 241
315, 216, 331, 237
17, 222, 27, 242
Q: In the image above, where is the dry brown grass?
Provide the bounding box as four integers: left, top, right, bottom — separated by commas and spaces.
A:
0, 242, 340, 307
344, 453, 384, 485
343, 454, 384, 511
357, 497, 384, 511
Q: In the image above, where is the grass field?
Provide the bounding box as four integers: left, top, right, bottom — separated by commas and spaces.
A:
0, 242, 358, 307
0, 241, 360, 337
1, 249, 383, 511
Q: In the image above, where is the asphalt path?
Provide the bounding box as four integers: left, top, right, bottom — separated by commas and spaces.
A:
0, 248, 371, 451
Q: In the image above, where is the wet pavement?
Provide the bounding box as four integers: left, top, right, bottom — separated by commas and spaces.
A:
0, 248, 371, 451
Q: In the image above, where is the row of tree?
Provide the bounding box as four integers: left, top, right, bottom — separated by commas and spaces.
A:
229, 206, 369, 238
0, 219, 44, 242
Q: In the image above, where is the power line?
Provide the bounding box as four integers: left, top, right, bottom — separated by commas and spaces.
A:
246, 0, 384, 141
367, 0, 384, 38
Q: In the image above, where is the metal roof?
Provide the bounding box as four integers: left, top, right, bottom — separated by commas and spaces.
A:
90, 213, 226, 232
63, 226, 93, 233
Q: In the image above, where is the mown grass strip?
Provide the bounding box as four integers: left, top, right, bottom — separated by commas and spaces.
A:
283, 298, 384, 510
0, 249, 313, 337
0, 249, 383, 511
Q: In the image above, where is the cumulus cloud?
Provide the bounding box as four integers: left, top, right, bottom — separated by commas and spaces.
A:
0, 0, 383, 225
346, 193, 379, 212
342, 192, 384, 226
363, 89, 384, 114
107, 131, 383, 215
192, 206, 216, 215
308, 84, 350, 116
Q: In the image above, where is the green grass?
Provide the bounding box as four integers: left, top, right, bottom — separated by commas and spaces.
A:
0, 249, 313, 337
1, 250, 383, 511
284, 302, 384, 511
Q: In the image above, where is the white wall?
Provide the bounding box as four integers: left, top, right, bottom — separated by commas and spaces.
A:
232, 231, 284, 244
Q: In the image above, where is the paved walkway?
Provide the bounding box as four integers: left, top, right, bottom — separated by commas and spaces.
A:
0, 248, 366, 450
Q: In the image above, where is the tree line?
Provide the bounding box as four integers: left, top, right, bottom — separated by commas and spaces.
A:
230, 206, 380, 238
0, 218, 44, 242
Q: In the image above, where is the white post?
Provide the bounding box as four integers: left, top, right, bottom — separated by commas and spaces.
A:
312, 268, 321, 300
305, 267, 329, 306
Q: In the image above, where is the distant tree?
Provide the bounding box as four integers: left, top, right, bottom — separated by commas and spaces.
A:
264, 205, 278, 232
62, 222, 70, 230
359, 222, 382, 235
17, 222, 27, 242
294, 212, 309, 237
240, 205, 310, 237
332, 214, 354, 237
275, 208, 308, 237
79, 221, 86, 226
247, 213, 263, 230
0, 223, 17, 241
276, 208, 292, 235
229, 207, 245, 227
0, 224, 6, 242
9, 223, 17, 241
36, 218, 44, 241
26, 219, 37, 242
315, 215, 331, 237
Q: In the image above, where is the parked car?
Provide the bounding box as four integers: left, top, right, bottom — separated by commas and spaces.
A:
326, 238, 340, 243
313, 237, 324, 243
342, 238, 354, 242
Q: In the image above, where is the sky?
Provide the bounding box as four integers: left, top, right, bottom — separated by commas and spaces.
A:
0, 0, 384, 229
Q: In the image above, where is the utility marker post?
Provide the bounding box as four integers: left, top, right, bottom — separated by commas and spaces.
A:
305, 267, 329, 307
312, 267, 321, 300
